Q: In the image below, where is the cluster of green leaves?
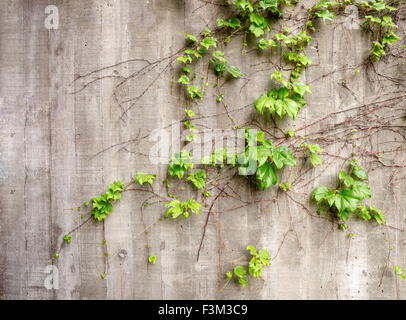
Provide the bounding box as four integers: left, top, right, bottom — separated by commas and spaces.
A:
186, 169, 207, 190
251, 1, 333, 125
234, 0, 286, 22
312, 159, 385, 228
255, 27, 313, 121
177, 29, 243, 100
259, 29, 312, 51
362, 0, 398, 12
91, 180, 125, 221
363, 2, 400, 60
63, 234, 72, 244
177, 30, 218, 99
217, 0, 294, 52
184, 109, 198, 142
250, 135, 296, 190
255, 72, 310, 120
248, 12, 271, 38
300, 142, 324, 167
200, 129, 296, 190
168, 148, 208, 191
210, 50, 243, 78
225, 245, 271, 288
168, 150, 194, 179
258, 29, 313, 93
164, 198, 203, 219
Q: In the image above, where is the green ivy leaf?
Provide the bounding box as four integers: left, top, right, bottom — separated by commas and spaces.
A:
350, 159, 368, 180
249, 25, 265, 38
254, 93, 276, 114
185, 33, 198, 43
359, 203, 372, 220
178, 74, 190, 85
168, 151, 193, 179
164, 199, 183, 219
200, 37, 218, 49
371, 41, 385, 59
351, 180, 371, 199
282, 98, 301, 120
382, 31, 400, 46
148, 255, 157, 264
312, 186, 331, 204
63, 234, 72, 244
257, 145, 272, 166
234, 265, 247, 277
313, 0, 338, 9
381, 16, 397, 29
185, 109, 195, 117
256, 162, 278, 190
365, 15, 381, 24
184, 198, 203, 216
315, 9, 335, 21
291, 81, 312, 97
234, 0, 254, 12
238, 275, 248, 287
310, 153, 323, 167
272, 145, 296, 169
259, 0, 278, 10
187, 85, 203, 99
228, 66, 243, 78
246, 245, 257, 255
135, 172, 156, 186
217, 17, 241, 29
334, 188, 361, 214
339, 170, 355, 187
370, 205, 385, 224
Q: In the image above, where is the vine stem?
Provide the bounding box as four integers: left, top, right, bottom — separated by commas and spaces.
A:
197, 183, 228, 261
103, 220, 109, 276
67, 215, 93, 236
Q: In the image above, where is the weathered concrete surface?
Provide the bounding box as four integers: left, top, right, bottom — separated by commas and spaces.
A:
0, 0, 405, 299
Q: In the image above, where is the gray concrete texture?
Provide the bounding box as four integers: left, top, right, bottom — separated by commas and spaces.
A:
0, 0, 405, 299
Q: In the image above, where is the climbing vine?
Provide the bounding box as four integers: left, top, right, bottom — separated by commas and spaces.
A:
57, 0, 405, 293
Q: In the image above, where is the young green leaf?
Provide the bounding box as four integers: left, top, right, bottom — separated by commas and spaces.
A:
178, 74, 190, 85
185, 109, 195, 117
135, 172, 156, 186
395, 265, 405, 279
148, 255, 157, 264
312, 186, 331, 204
63, 234, 72, 244
164, 199, 183, 219
185, 33, 198, 43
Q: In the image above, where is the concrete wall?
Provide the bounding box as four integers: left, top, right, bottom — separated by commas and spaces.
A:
0, 0, 405, 299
